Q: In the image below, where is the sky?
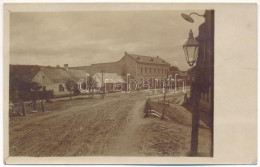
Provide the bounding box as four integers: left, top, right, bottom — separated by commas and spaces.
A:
10, 10, 204, 71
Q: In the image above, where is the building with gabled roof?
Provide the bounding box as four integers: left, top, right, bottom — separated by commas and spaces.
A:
32, 66, 88, 96
93, 72, 126, 93
127, 53, 171, 66
71, 51, 171, 88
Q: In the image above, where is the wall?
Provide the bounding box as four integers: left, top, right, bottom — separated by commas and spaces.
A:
195, 10, 214, 114
69, 54, 171, 89
90, 62, 121, 75
136, 63, 170, 88
32, 71, 52, 85
41, 83, 70, 96
120, 55, 138, 78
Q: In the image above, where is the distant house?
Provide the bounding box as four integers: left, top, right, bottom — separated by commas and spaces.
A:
92, 73, 126, 93
31, 65, 88, 96
71, 52, 171, 88
168, 70, 188, 87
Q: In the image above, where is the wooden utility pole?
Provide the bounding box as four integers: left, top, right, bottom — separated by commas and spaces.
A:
21, 102, 26, 116
163, 70, 169, 101
33, 100, 36, 111
41, 100, 45, 112
101, 70, 105, 99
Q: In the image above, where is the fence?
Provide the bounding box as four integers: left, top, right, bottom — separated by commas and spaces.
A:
144, 98, 170, 120
9, 100, 46, 117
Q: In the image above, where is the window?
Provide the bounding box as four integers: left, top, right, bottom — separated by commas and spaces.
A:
150, 68, 151, 73
59, 84, 64, 92
43, 86, 46, 91
141, 67, 143, 73
43, 75, 45, 79
158, 68, 160, 74
154, 68, 156, 73
145, 67, 147, 73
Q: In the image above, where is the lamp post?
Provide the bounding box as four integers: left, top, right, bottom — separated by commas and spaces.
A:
181, 13, 202, 157
183, 29, 201, 156
181, 10, 214, 157
181, 13, 204, 23
183, 30, 200, 66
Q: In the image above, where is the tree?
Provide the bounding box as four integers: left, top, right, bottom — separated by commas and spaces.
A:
73, 84, 81, 96
187, 66, 196, 86
169, 66, 180, 72
41, 90, 54, 102
65, 79, 76, 101
9, 65, 40, 103
78, 75, 97, 98
87, 76, 96, 92
30, 82, 42, 110
31, 82, 42, 91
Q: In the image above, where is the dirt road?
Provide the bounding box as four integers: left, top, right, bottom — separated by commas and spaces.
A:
9, 92, 211, 156
103, 100, 146, 156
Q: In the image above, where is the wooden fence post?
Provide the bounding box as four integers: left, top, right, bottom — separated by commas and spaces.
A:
22, 102, 26, 116
41, 100, 45, 112
184, 93, 188, 103
33, 101, 36, 110
149, 100, 152, 115
161, 105, 166, 120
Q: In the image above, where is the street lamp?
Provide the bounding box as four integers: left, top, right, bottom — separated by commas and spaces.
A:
181, 13, 204, 23
181, 12, 204, 157
181, 10, 214, 157
183, 30, 200, 66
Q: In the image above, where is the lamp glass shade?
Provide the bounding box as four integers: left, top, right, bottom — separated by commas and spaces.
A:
183, 30, 199, 66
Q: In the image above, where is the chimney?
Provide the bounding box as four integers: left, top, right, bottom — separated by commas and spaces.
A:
64, 64, 69, 71
125, 51, 128, 55
157, 56, 159, 58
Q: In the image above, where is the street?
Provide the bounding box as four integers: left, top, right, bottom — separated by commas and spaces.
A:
9, 91, 211, 156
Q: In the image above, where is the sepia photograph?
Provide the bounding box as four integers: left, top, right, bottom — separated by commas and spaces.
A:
8, 8, 213, 157
3, 3, 257, 165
